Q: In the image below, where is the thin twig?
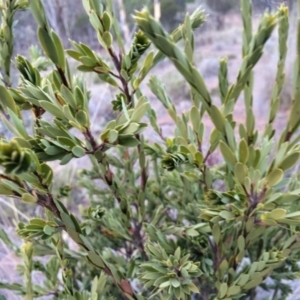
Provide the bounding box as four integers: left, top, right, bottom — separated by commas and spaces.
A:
132, 219, 148, 260
105, 46, 150, 264
34, 171, 61, 219
107, 47, 132, 104
137, 137, 148, 192
56, 66, 70, 89
83, 127, 98, 150
272, 287, 279, 300
108, 70, 121, 79
83, 127, 123, 203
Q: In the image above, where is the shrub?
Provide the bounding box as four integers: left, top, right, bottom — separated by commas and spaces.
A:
0, 0, 300, 300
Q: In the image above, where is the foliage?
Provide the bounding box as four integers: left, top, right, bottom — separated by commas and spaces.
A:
0, 0, 27, 86
0, 0, 300, 300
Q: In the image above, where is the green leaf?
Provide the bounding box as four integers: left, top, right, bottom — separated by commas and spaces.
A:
212, 224, 220, 244
266, 168, 283, 186
108, 130, 118, 144
102, 31, 113, 48
2, 179, 26, 195
0, 183, 13, 195
75, 110, 89, 127
30, 218, 46, 226
43, 225, 56, 235
12, 138, 31, 150
40, 163, 53, 185
50, 30, 66, 71
278, 152, 300, 171
80, 56, 96, 67
174, 247, 181, 260
185, 228, 199, 237
190, 106, 200, 132
60, 84, 76, 109
100, 129, 110, 142
0, 86, 18, 115
72, 146, 85, 158
39, 101, 65, 119
243, 276, 263, 290
237, 236, 245, 252
220, 141, 236, 165
237, 274, 250, 286
1, 115, 20, 137
79, 234, 94, 251
142, 272, 159, 280
61, 212, 76, 230
268, 208, 286, 220
184, 171, 199, 181
239, 139, 249, 163
119, 123, 140, 135
234, 162, 247, 184
186, 282, 199, 293
131, 102, 149, 122
8, 109, 29, 139
219, 211, 235, 220
159, 280, 171, 288
118, 136, 140, 147
102, 11, 111, 31
219, 283, 228, 298
170, 278, 180, 288
61, 105, 74, 122
60, 153, 73, 165
227, 285, 241, 296
87, 251, 105, 268
57, 136, 76, 149
210, 105, 226, 133
66, 50, 82, 61
77, 65, 95, 72
219, 259, 229, 279
194, 151, 203, 166
22, 193, 37, 203
37, 27, 58, 65
44, 145, 63, 156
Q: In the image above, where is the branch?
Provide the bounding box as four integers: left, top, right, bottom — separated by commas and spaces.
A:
107, 47, 132, 104
105, 47, 149, 194
83, 127, 123, 203
136, 136, 148, 192
56, 66, 70, 89
34, 171, 61, 219
83, 127, 100, 152
132, 219, 148, 261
